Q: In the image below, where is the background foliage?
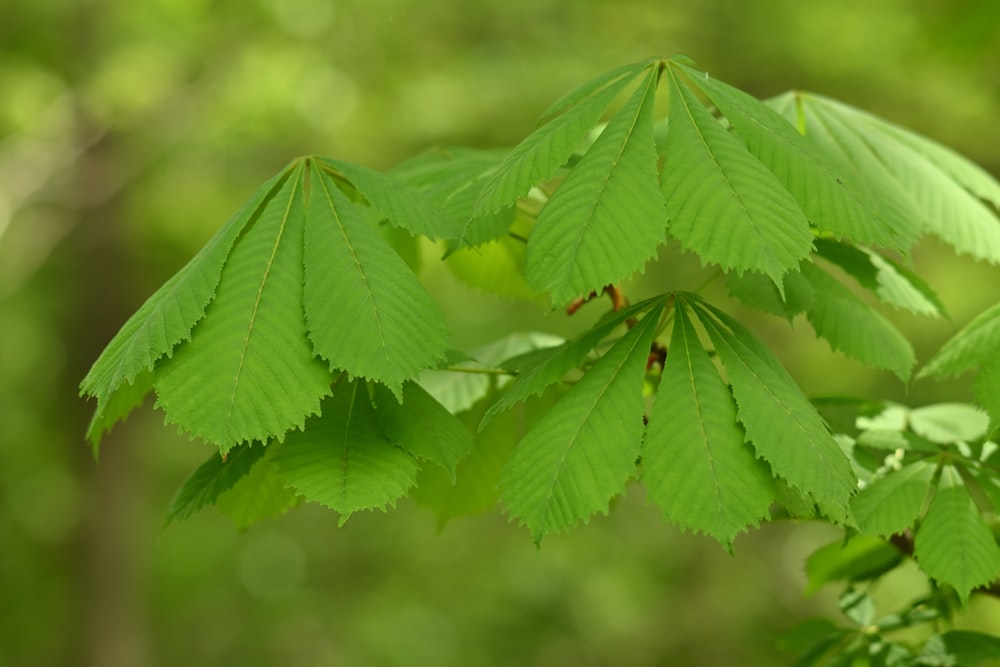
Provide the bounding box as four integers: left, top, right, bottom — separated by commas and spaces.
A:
3, 1, 1000, 665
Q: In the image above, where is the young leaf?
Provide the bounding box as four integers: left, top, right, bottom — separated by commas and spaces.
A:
372, 381, 474, 480
851, 460, 934, 537
80, 168, 288, 427
474, 60, 648, 217
480, 298, 660, 428
164, 444, 267, 525
273, 380, 420, 523
642, 301, 775, 549
154, 164, 332, 452
681, 64, 903, 251
914, 465, 1000, 603
661, 66, 813, 287
907, 403, 989, 444
319, 157, 464, 241
690, 298, 856, 520
525, 66, 667, 304
304, 163, 449, 397
501, 303, 665, 542
799, 262, 915, 380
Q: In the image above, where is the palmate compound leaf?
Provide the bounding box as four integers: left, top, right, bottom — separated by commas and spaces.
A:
154, 163, 333, 452
850, 460, 935, 537
661, 65, 813, 288
501, 301, 665, 542
798, 262, 915, 380
80, 169, 289, 442
679, 63, 907, 252
473, 59, 650, 218
688, 297, 856, 521
642, 300, 775, 549
273, 379, 420, 524
480, 297, 662, 428
304, 162, 449, 398
524, 65, 668, 305
914, 465, 1000, 603
920, 302, 1000, 431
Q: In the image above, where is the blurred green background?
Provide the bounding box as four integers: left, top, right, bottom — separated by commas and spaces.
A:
2, 1, 1000, 665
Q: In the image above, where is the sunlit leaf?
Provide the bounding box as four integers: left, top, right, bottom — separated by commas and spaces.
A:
851, 461, 934, 537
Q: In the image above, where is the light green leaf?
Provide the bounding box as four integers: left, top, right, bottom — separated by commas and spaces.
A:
80, 169, 288, 429
935, 631, 1000, 666
480, 298, 660, 428
273, 380, 419, 523
851, 460, 934, 537
215, 453, 302, 531
974, 358, 1000, 434
525, 66, 667, 304
804, 536, 904, 594
320, 157, 463, 241
164, 444, 266, 525
914, 465, 1000, 603
501, 303, 665, 541
474, 61, 648, 217
684, 65, 903, 251
445, 233, 539, 301
643, 302, 774, 549
800, 262, 915, 380
304, 164, 449, 397
908, 403, 989, 444
773, 94, 926, 252
690, 297, 856, 520
921, 301, 1000, 379
86, 369, 153, 450
372, 381, 474, 480
814, 239, 945, 317
154, 164, 332, 452
725, 269, 814, 322
662, 67, 813, 286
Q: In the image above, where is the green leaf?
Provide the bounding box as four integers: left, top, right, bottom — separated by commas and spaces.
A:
525, 66, 667, 304
215, 453, 302, 531
907, 403, 989, 444
914, 465, 1000, 603
501, 303, 665, 541
642, 302, 774, 549
936, 630, 1000, 665
80, 169, 288, 428
273, 380, 420, 523
684, 65, 904, 251
804, 536, 904, 594
154, 164, 332, 452
164, 444, 266, 525
85, 369, 153, 450
974, 357, 1000, 434
799, 262, 915, 380
851, 460, 934, 537
445, 232, 539, 301
320, 157, 463, 241
661, 67, 813, 287
690, 297, 856, 520
480, 298, 659, 428
725, 269, 814, 321
921, 302, 1000, 379
372, 381, 474, 480
304, 163, 449, 397
474, 60, 648, 217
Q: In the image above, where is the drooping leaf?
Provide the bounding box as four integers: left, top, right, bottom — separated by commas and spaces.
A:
320, 157, 463, 240
799, 262, 915, 380
725, 269, 814, 321
920, 301, 1000, 379
642, 302, 774, 549
525, 66, 667, 304
445, 215, 539, 300
914, 465, 1000, 603
481, 298, 660, 428
501, 303, 665, 541
273, 380, 420, 523
661, 67, 813, 287
164, 444, 266, 525
851, 460, 934, 537
814, 239, 945, 317
154, 164, 332, 452
86, 369, 153, 450
372, 381, 474, 480
215, 452, 302, 530
683, 64, 903, 251
804, 536, 904, 594
80, 169, 289, 431
474, 60, 649, 217
689, 297, 856, 520
304, 163, 449, 397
